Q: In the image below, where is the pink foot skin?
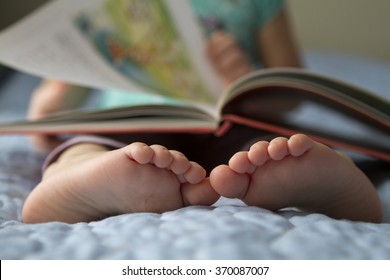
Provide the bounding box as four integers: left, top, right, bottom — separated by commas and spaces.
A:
23, 142, 219, 223
210, 134, 382, 223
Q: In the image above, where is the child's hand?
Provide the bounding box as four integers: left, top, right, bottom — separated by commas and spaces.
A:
206, 31, 251, 87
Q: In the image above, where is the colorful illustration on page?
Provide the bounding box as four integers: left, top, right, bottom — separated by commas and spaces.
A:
74, 0, 214, 104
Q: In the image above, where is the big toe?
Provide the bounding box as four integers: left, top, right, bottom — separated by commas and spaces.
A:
181, 178, 220, 206
210, 165, 250, 199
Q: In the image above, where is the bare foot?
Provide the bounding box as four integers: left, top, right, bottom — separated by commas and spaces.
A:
23, 142, 219, 223
210, 134, 382, 223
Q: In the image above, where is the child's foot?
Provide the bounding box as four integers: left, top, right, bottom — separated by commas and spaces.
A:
210, 134, 382, 223
23, 142, 219, 223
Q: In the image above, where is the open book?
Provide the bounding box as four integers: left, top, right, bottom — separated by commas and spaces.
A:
0, 0, 389, 161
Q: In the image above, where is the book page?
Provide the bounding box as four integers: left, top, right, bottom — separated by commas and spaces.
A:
0, 0, 222, 105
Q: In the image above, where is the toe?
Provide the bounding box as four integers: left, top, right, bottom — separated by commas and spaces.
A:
183, 162, 207, 184
248, 141, 269, 166
127, 142, 154, 164
229, 151, 254, 174
150, 145, 173, 168
210, 165, 250, 199
268, 137, 289, 160
181, 178, 220, 206
169, 150, 191, 174
288, 134, 314, 157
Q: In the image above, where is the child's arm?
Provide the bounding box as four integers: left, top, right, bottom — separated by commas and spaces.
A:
28, 80, 90, 153
205, 8, 301, 87
257, 8, 302, 68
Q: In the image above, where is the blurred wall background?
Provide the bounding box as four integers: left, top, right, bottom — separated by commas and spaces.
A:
288, 0, 390, 62
1, 0, 389, 63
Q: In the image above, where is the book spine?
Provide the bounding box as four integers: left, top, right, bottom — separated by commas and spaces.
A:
223, 114, 390, 161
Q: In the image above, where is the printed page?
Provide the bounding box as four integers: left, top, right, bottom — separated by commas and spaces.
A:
0, 0, 222, 105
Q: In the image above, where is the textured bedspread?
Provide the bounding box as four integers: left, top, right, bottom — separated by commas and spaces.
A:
1, 51, 390, 259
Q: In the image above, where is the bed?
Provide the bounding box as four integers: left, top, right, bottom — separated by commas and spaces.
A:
1, 51, 390, 259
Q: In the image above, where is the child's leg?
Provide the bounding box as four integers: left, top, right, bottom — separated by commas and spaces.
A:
23, 137, 219, 224
210, 134, 382, 223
